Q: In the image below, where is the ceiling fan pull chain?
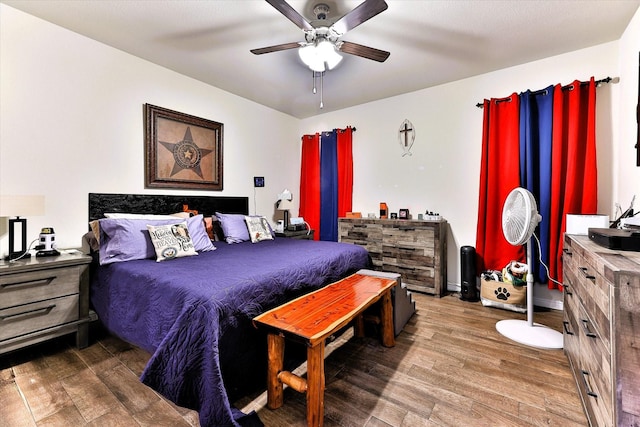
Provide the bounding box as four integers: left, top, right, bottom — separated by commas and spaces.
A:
313, 71, 317, 94
320, 71, 324, 109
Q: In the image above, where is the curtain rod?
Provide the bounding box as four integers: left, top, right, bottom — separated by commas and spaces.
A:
475, 76, 615, 108
330, 127, 357, 133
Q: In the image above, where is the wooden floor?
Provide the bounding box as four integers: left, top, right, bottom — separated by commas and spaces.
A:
1, 292, 588, 427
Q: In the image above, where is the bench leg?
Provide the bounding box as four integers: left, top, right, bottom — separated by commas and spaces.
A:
267, 333, 285, 409
354, 314, 365, 338
306, 343, 325, 427
380, 289, 395, 347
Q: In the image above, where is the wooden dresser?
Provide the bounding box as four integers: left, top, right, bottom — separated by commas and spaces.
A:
338, 218, 447, 296
562, 234, 640, 426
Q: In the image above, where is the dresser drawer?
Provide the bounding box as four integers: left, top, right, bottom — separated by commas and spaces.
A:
0, 294, 79, 342
339, 222, 383, 265
382, 244, 435, 266
564, 243, 611, 351
562, 278, 580, 363
0, 266, 80, 309
383, 224, 435, 250
577, 303, 613, 427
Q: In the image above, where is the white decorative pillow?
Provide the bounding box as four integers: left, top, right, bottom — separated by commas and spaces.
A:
244, 216, 274, 243
147, 222, 198, 262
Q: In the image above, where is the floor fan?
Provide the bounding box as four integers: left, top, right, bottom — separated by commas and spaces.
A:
496, 187, 564, 349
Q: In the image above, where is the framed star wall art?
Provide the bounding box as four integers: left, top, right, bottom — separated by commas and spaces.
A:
145, 104, 223, 190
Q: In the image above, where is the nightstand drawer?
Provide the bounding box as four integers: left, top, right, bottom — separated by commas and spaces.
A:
0, 266, 80, 309
0, 294, 79, 341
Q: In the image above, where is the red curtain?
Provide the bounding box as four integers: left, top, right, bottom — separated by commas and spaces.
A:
548, 78, 598, 289
336, 127, 353, 217
475, 94, 524, 273
299, 134, 321, 240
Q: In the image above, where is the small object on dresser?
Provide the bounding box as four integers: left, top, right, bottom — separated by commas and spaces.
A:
36, 227, 61, 257
399, 209, 410, 219
390, 213, 398, 219
425, 211, 441, 220
379, 203, 388, 219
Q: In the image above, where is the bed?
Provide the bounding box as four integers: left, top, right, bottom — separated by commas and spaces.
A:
86, 193, 371, 427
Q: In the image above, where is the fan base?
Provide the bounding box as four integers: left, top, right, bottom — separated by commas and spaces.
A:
496, 319, 563, 350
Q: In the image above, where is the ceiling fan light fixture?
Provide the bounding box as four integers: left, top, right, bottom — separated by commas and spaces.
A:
298, 40, 342, 72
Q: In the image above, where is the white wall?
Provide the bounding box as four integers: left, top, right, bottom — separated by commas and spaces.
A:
0, 5, 300, 250
300, 41, 626, 309
615, 7, 640, 210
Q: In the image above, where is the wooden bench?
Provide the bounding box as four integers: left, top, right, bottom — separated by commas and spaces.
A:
253, 273, 396, 427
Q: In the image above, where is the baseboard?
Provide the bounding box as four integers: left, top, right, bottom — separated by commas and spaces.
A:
533, 296, 563, 311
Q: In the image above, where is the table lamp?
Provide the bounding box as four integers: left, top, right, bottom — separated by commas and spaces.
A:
276, 189, 294, 230
1, 195, 45, 260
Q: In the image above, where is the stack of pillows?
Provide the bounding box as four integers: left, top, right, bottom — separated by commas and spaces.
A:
87, 212, 275, 264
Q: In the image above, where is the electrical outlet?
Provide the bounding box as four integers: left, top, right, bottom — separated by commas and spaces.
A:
254, 176, 265, 187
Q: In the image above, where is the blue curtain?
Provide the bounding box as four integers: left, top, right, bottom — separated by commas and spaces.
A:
319, 130, 338, 241
519, 85, 554, 282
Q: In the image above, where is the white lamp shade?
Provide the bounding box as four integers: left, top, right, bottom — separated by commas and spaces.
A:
277, 199, 295, 211
0, 195, 45, 217
278, 189, 293, 201
277, 189, 294, 211
298, 40, 343, 72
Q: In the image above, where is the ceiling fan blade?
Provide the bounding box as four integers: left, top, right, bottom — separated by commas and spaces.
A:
250, 42, 302, 55
332, 0, 388, 35
265, 0, 313, 31
339, 41, 390, 62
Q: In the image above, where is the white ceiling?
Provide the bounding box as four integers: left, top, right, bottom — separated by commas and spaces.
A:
3, 0, 639, 119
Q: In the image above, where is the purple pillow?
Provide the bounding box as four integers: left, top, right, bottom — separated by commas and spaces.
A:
215, 212, 250, 243
99, 214, 215, 265
215, 212, 276, 244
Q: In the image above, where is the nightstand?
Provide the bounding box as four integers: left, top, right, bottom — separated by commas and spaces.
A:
0, 253, 93, 355
276, 229, 315, 240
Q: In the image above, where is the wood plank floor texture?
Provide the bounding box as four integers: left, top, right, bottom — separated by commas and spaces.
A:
0, 292, 588, 427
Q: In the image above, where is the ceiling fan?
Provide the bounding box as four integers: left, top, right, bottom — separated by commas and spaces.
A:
251, 0, 390, 72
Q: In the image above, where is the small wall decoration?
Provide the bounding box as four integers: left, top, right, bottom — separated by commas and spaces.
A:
398, 119, 415, 157
145, 104, 223, 190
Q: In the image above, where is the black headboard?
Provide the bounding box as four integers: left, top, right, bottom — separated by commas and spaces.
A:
88, 193, 249, 223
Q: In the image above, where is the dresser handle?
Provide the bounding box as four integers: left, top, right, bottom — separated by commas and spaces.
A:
563, 248, 573, 257
581, 370, 598, 398
578, 267, 596, 282
581, 319, 597, 338
398, 247, 417, 252
564, 284, 572, 297
0, 304, 56, 322
562, 321, 574, 335
398, 227, 416, 231
1, 276, 56, 289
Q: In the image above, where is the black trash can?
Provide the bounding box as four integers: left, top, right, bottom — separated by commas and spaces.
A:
460, 246, 479, 301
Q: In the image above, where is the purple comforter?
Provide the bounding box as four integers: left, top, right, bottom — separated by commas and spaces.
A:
90, 238, 369, 426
